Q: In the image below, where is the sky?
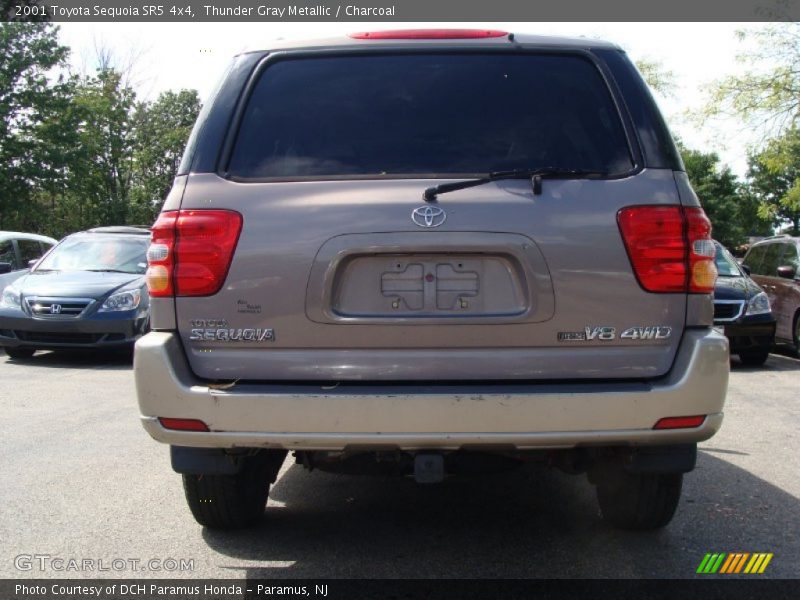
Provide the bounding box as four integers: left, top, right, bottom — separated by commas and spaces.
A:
57, 21, 772, 177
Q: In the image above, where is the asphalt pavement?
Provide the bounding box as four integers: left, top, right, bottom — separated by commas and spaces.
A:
0, 347, 798, 579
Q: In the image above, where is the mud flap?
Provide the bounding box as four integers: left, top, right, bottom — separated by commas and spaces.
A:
625, 444, 697, 474
171, 446, 287, 479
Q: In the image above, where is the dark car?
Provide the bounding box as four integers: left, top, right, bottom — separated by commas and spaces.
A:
713, 241, 776, 366
0, 227, 150, 358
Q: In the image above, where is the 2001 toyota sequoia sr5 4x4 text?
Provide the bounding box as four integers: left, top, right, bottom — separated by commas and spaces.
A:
135, 30, 729, 530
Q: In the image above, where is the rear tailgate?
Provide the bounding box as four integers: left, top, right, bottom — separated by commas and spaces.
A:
169, 48, 690, 381
175, 171, 686, 381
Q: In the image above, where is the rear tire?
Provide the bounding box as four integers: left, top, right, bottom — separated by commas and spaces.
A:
739, 350, 770, 366
4, 347, 35, 359
596, 471, 682, 530
182, 451, 286, 529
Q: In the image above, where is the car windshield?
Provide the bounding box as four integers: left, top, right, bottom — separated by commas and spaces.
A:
714, 244, 742, 277
36, 236, 148, 274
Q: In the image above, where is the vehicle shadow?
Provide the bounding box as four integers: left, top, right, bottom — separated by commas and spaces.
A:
201, 451, 799, 578
1, 347, 133, 370
731, 351, 800, 373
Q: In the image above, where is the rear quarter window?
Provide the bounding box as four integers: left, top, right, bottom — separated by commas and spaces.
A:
761, 243, 785, 276
0, 240, 17, 269
782, 243, 799, 270
743, 245, 766, 274
18, 239, 47, 264
226, 53, 634, 179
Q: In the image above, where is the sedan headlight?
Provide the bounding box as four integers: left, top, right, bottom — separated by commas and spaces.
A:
99, 289, 142, 312
0, 286, 21, 308
746, 291, 771, 315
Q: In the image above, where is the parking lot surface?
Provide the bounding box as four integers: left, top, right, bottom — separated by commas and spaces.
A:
1, 348, 798, 579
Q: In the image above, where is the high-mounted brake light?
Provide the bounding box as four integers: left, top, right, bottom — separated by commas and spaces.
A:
146, 209, 243, 298
349, 29, 509, 40
653, 415, 706, 430
617, 205, 717, 294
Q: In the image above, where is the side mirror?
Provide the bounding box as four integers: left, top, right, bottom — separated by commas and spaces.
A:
0, 262, 12, 275
741, 264, 751, 276
777, 265, 797, 279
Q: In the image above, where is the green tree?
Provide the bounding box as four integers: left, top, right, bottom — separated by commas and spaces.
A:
635, 58, 676, 98
706, 24, 800, 138
679, 144, 770, 248
0, 23, 74, 231
129, 89, 201, 225
60, 68, 137, 231
747, 128, 800, 235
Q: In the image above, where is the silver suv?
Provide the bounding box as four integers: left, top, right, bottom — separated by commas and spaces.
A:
135, 30, 729, 530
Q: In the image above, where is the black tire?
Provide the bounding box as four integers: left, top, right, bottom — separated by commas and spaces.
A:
739, 350, 770, 366
4, 347, 35, 359
182, 451, 285, 529
793, 312, 800, 357
596, 470, 683, 530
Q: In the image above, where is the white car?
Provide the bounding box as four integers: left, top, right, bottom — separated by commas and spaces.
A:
0, 232, 57, 292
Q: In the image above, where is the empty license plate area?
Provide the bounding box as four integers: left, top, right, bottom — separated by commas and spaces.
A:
305, 232, 554, 325
335, 254, 527, 318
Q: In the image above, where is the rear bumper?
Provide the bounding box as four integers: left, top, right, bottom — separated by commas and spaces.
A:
135, 329, 729, 451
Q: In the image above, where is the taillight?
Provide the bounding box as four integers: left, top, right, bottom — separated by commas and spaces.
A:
146, 211, 177, 297
349, 29, 508, 40
146, 209, 243, 298
617, 205, 717, 294
684, 207, 716, 293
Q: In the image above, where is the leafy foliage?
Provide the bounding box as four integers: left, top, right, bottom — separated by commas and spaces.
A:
0, 23, 200, 238
747, 128, 800, 235
129, 90, 201, 225
0, 23, 73, 231
706, 24, 800, 138
635, 58, 676, 98
679, 144, 772, 248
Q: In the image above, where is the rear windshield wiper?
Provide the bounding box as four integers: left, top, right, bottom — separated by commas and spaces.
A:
422, 168, 608, 201
85, 269, 130, 273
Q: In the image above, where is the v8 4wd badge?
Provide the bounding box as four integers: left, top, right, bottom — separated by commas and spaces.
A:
558, 326, 672, 342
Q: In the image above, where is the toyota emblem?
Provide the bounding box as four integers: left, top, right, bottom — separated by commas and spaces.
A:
411, 206, 446, 228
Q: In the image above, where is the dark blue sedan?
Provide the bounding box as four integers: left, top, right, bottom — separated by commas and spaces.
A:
0, 227, 150, 358
713, 240, 776, 366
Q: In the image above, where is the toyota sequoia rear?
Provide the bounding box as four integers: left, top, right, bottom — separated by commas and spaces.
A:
134, 30, 729, 530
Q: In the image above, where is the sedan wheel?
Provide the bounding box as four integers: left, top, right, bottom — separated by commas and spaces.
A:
794, 313, 800, 357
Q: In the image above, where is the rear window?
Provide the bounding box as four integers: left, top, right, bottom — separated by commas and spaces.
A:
227, 53, 634, 179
